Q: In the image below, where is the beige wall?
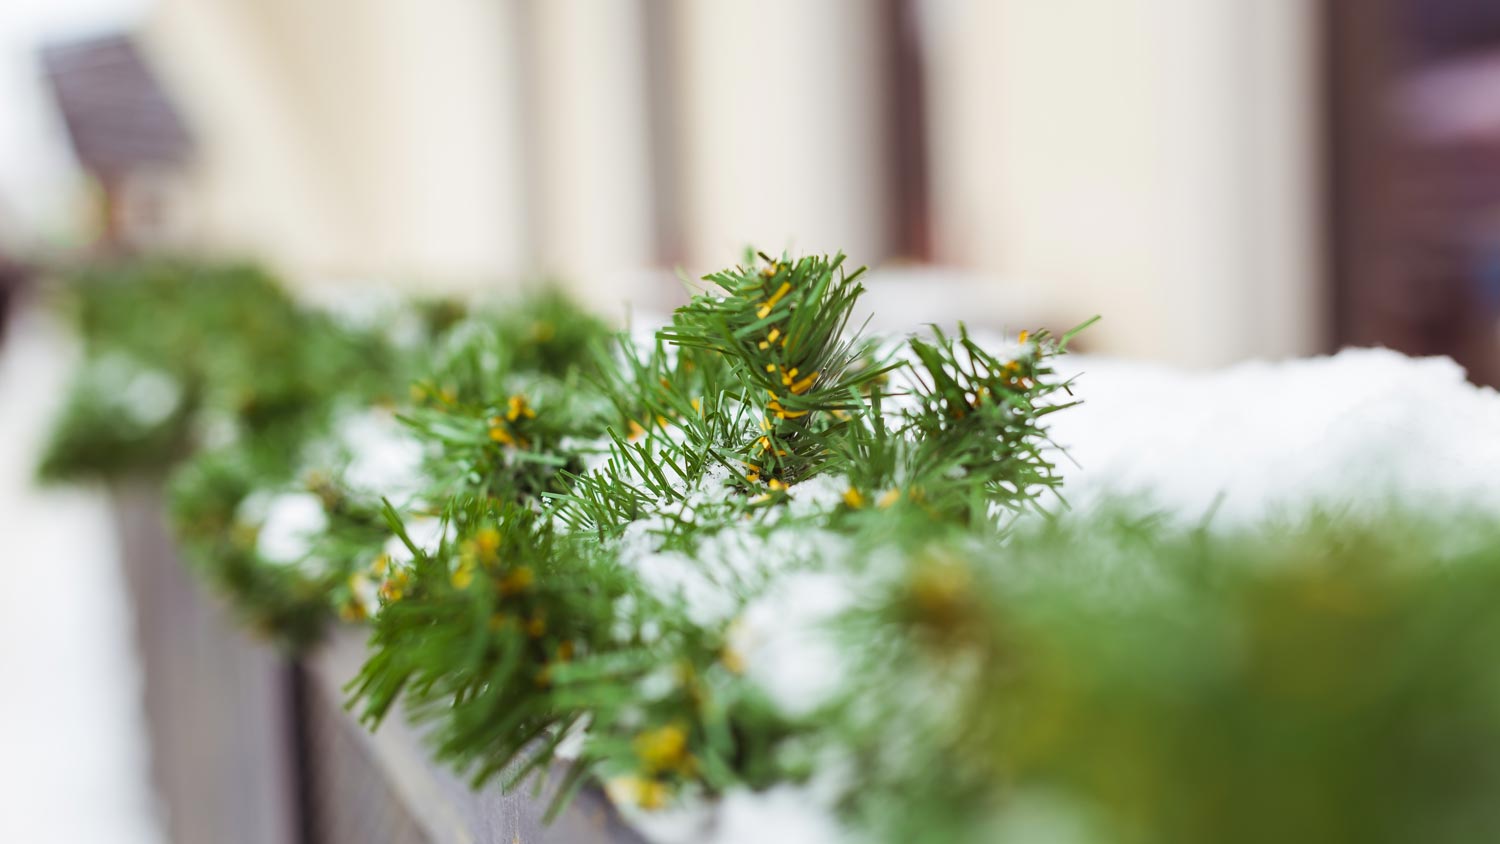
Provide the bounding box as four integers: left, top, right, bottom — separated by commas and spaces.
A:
143, 0, 1321, 363
528, 0, 656, 304
927, 0, 1321, 363
671, 0, 893, 273
147, 0, 529, 291
144, 0, 343, 274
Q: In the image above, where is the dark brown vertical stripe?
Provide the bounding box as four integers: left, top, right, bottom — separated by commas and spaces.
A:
884, 0, 933, 262
1323, 0, 1401, 352
641, 0, 683, 267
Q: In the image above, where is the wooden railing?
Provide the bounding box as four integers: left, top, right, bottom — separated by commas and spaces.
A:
110, 484, 642, 844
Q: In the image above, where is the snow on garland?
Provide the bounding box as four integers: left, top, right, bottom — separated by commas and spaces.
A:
41, 257, 1500, 843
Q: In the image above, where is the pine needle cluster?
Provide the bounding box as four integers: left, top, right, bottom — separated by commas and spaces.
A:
44, 254, 1099, 836
47, 256, 1500, 842
340, 251, 1086, 815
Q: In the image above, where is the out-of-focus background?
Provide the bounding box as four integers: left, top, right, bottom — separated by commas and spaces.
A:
9, 0, 1500, 374
14, 0, 1500, 371
11, 0, 1500, 370
6, 1, 1500, 841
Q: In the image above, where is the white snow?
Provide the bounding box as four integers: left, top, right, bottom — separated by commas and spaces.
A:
616, 782, 849, 844
89, 353, 183, 428
335, 408, 428, 501
382, 515, 450, 566
249, 491, 328, 569
619, 517, 779, 628
729, 569, 857, 718
299, 282, 433, 349
712, 785, 851, 844
111, 359, 183, 428
629, 544, 743, 627
0, 309, 163, 844
780, 473, 850, 520
1049, 348, 1500, 525
607, 783, 715, 844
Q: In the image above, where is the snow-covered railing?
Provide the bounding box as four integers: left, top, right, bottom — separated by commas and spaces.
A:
110, 483, 641, 844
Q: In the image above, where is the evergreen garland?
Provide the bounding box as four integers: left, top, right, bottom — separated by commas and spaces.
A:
41, 254, 1500, 843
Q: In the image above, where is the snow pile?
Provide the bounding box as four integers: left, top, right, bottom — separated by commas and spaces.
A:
729, 569, 857, 719
1050, 348, 1500, 524
335, 408, 428, 502
239, 491, 328, 573
621, 782, 850, 844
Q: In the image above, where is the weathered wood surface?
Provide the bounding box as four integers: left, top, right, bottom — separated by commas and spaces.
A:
109, 482, 300, 844
112, 483, 646, 844
305, 630, 646, 844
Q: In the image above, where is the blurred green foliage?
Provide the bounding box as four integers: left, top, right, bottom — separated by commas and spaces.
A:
37, 260, 399, 480
846, 511, 1500, 844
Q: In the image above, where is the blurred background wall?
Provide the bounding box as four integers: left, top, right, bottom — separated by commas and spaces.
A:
139, 0, 1319, 367
10, 0, 1500, 378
